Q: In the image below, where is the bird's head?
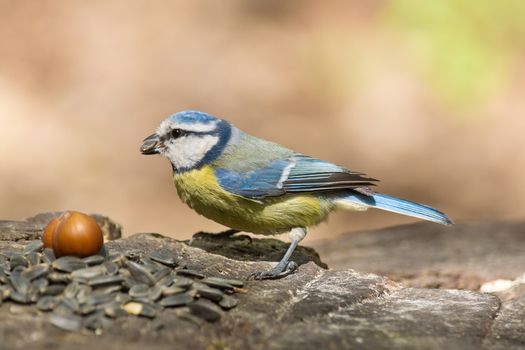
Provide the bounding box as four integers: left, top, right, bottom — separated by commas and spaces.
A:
140, 110, 233, 172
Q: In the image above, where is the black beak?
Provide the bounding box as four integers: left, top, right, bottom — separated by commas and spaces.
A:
140, 133, 160, 155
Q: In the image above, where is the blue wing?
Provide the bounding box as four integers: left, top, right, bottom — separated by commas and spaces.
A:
215, 159, 289, 198
283, 155, 377, 193
215, 155, 377, 199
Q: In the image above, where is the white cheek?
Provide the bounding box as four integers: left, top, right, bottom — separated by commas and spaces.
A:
164, 135, 219, 169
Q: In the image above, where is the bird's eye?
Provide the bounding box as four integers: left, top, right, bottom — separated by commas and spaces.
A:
170, 129, 184, 139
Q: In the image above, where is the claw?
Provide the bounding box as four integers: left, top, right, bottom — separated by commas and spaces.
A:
246, 227, 305, 281
247, 261, 298, 280
215, 229, 240, 238
216, 229, 252, 243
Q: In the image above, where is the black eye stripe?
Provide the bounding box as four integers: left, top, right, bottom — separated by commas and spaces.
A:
170, 128, 184, 139
167, 129, 217, 140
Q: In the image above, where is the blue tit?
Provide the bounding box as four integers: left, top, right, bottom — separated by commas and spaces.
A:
140, 110, 452, 279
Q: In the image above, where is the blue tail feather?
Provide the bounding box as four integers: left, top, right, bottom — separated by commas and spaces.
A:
341, 192, 453, 226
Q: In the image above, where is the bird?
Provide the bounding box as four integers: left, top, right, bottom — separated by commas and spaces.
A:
140, 110, 453, 280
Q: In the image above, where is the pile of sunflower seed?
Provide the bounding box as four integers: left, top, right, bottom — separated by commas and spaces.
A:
0, 240, 244, 333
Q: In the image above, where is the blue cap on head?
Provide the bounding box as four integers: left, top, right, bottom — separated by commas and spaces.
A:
168, 110, 219, 125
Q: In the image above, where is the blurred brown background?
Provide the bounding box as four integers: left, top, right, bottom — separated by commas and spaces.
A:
1, 1, 524, 243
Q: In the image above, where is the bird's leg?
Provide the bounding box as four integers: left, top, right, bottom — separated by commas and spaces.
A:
248, 227, 306, 280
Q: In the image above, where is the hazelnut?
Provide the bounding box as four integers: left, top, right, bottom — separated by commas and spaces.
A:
42, 217, 59, 248
42, 211, 104, 258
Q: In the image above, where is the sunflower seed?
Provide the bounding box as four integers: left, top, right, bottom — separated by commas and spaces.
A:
120, 277, 137, 289
160, 293, 194, 307
26, 251, 41, 266
148, 285, 162, 301
59, 297, 80, 313
0, 285, 12, 301
0, 269, 9, 284
9, 291, 31, 304
201, 277, 235, 290
129, 284, 150, 298
131, 296, 153, 304
140, 257, 163, 272
49, 312, 83, 332
11, 265, 25, 274
10, 271, 31, 295
98, 284, 123, 295
47, 272, 70, 283
127, 261, 156, 286
219, 277, 244, 288
64, 282, 81, 299
155, 274, 175, 287
176, 269, 205, 279
28, 286, 39, 302
88, 275, 124, 287
41, 248, 56, 264
52, 303, 75, 316
123, 302, 156, 318
36, 296, 58, 311
150, 252, 177, 267
76, 285, 93, 304
118, 267, 131, 278
194, 284, 223, 302
1, 250, 19, 259
104, 261, 119, 275
84, 311, 112, 334
32, 277, 49, 293
161, 286, 185, 296
203, 276, 237, 286
172, 277, 193, 289
52, 257, 87, 272
103, 302, 127, 318
86, 291, 114, 306
189, 300, 222, 322
114, 293, 131, 304
82, 255, 105, 266
71, 265, 106, 280
218, 295, 238, 309
43, 284, 67, 296
79, 304, 97, 315
23, 264, 49, 281
10, 255, 29, 270
153, 267, 172, 281
108, 254, 127, 267
23, 241, 43, 255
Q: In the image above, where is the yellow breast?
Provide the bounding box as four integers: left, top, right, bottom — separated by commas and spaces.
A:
173, 166, 333, 234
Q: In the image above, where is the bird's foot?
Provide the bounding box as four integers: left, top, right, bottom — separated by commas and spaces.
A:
248, 261, 298, 280
215, 229, 240, 238
214, 229, 252, 243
